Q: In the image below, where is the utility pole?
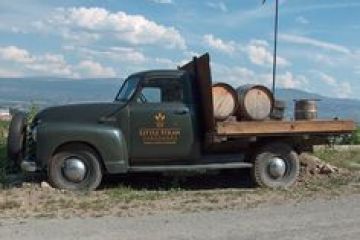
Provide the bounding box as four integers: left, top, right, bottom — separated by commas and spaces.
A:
263, 0, 279, 97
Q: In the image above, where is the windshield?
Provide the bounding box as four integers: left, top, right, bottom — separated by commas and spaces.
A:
115, 77, 140, 102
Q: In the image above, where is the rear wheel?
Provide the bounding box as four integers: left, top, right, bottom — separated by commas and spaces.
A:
48, 145, 103, 191
252, 142, 300, 188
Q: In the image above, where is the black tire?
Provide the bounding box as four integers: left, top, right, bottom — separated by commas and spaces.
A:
48, 145, 103, 191
7, 112, 27, 167
252, 142, 300, 188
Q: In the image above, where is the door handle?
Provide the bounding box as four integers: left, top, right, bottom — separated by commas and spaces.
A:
173, 109, 189, 115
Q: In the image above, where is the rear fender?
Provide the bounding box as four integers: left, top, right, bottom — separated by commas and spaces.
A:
36, 122, 128, 174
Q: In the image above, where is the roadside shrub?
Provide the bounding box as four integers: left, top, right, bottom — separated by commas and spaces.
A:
28, 103, 39, 122
334, 127, 360, 145
350, 127, 360, 144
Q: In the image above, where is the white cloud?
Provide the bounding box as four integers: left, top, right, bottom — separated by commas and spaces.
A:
0, 68, 23, 77
246, 40, 289, 67
148, 0, 173, 4
279, 34, 350, 54
203, 34, 236, 54
10, 26, 27, 34
73, 47, 147, 64
75, 60, 116, 78
316, 72, 337, 86
0, 46, 73, 76
247, 42, 273, 65
249, 39, 269, 47
0, 47, 74, 76
26, 53, 73, 76
311, 71, 352, 98
212, 63, 306, 90
0, 46, 34, 63
211, 63, 260, 87
154, 57, 175, 67
203, 35, 289, 67
337, 82, 352, 98
0, 45, 118, 78
206, 2, 228, 13
295, 16, 309, 24
60, 29, 100, 44
277, 71, 308, 89
184, 50, 201, 58
312, 53, 335, 66
109, 47, 146, 63
41, 7, 186, 49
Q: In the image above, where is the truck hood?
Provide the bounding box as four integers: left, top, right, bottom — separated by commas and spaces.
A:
35, 102, 124, 124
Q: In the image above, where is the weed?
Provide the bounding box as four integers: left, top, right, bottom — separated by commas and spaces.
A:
0, 199, 21, 210
106, 185, 166, 203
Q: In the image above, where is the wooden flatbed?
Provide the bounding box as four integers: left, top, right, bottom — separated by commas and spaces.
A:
216, 120, 356, 136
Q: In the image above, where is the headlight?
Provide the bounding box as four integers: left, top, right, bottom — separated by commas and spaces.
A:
31, 126, 38, 142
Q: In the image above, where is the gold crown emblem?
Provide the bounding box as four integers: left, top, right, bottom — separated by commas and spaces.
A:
154, 112, 166, 128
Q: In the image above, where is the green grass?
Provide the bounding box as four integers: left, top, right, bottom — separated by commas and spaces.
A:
105, 185, 172, 203
352, 127, 360, 144
314, 148, 360, 171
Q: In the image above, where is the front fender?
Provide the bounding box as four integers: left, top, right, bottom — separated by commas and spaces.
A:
36, 122, 128, 174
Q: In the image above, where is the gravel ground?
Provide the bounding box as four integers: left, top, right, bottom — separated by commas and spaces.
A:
1, 194, 359, 240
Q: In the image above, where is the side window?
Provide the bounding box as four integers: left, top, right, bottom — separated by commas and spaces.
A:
137, 78, 184, 104
139, 87, 161, 103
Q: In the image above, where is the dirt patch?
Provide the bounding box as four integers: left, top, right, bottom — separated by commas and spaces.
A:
298, 153, 347, 182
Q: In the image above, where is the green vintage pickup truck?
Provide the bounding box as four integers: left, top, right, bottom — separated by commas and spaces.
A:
7, 54, 355, 190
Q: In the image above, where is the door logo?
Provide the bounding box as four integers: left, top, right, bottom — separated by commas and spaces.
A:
154, 112, 166, 128
138, 112, 181, 145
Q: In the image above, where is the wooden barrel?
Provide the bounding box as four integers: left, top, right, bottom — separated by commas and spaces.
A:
236, 84, 274, 121
271, 100, 286, 120
212, 83, 238, 120
294, 99, 318, 120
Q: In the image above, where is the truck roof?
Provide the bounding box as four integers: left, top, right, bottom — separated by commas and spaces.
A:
129, 69, 186, 79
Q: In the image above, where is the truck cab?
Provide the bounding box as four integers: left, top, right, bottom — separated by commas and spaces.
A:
8, 54, 355, 191
116, 70, 201, 165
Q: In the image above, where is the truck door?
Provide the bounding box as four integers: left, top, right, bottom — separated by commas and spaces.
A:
129, 76, 195, 164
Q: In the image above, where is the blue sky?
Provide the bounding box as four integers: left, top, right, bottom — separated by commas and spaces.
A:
0, 0, 359, 99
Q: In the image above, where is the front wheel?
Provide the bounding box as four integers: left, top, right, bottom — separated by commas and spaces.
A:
48, 145, 103, 191
252, 142, 300, 188
7, 112, 27, 168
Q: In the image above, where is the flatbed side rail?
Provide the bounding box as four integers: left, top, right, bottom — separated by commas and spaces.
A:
216, 120, 356, 137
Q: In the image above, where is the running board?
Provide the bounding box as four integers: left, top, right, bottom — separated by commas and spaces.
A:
129, 162, 253, 172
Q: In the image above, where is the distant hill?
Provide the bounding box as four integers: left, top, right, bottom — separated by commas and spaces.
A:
0, 77, 122, 109
276, 89, 360, 124
0, 77, 359, 123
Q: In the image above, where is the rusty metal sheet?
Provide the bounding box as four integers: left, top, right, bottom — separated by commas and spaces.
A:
180, 53, 215, 133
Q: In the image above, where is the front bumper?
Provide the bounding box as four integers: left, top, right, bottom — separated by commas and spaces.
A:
21, 160, 37, 172
21, 122, 38, 173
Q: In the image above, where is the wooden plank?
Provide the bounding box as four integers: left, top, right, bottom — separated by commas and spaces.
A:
216, 120, 356, 136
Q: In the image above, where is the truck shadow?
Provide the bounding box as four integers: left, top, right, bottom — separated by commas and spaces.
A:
4, 170, 254, 190
101, 169, 254, 190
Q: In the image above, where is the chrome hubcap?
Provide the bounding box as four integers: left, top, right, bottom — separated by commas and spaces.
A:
268, 157, 286, 179
63, 158, 87, 183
